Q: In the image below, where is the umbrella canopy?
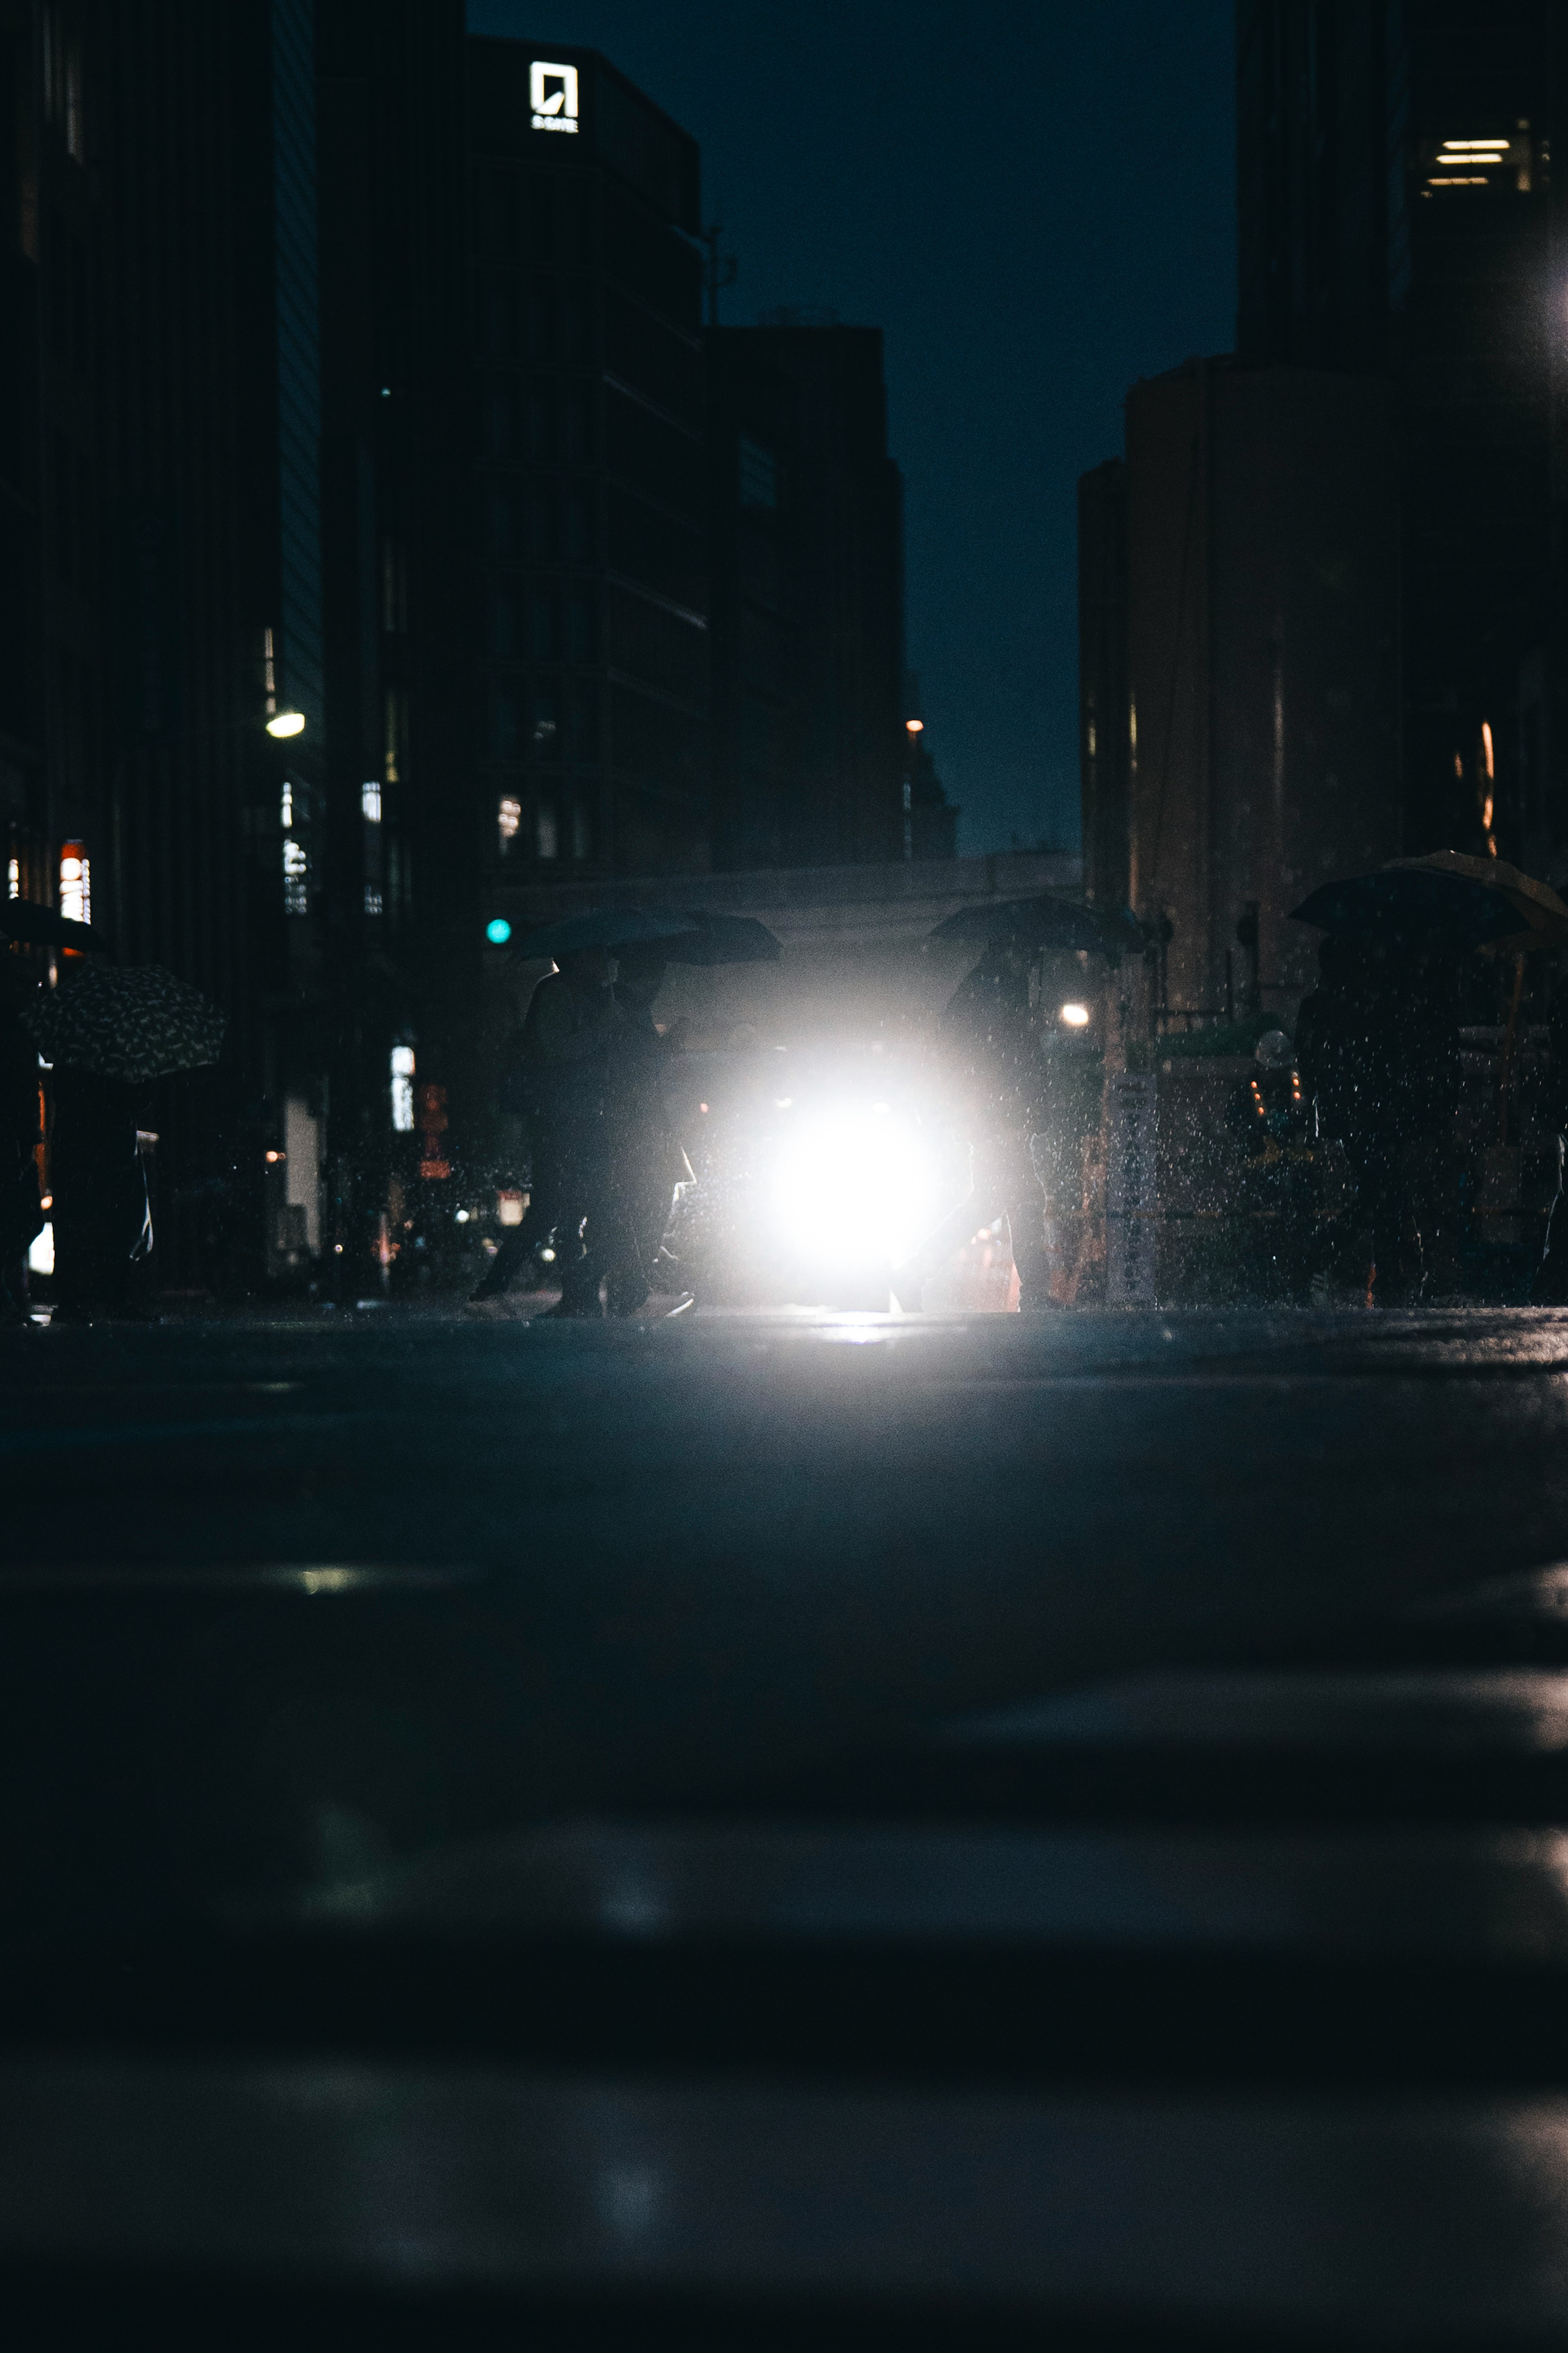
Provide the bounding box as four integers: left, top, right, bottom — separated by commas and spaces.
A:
0, 899, 111, 955
511, 907, 699, 962
1291, 854, 1568, 953
653, 912, 782, 966
20, 963, 226, 1083
927, 894, 1139, 957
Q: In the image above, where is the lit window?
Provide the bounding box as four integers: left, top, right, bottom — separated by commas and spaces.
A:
365, 887, 384, 917
361, 781, 382, 823
58, 840, 89, 925
536, 800, 559, 859
739, 436, 778, 510
498, 795, 522, 849
385, 691, 405, 785
281, 780, 308, 914
7, 856, 18, 900
1423, 132, 1530, 192
390, 1043, 415, 1131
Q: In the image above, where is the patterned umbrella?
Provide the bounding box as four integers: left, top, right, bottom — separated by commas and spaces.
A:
20, 963, 226, 1083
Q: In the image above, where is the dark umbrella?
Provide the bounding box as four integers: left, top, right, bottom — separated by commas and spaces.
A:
512, 908, 699, 961
0, 899, 111, 955
927, 893, 1140, 957
1291, 854, 1568, 953
659, 912, 782, 966
20, 963, 226, 1083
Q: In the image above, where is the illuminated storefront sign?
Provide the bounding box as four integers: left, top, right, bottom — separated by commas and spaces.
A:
530, 60, 579, 134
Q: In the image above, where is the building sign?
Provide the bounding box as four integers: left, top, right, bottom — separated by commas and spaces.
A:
1106, 1071, 1158, 1307
530, 61, 579, 134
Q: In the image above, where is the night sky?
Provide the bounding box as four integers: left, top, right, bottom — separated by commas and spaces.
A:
469, 1, 1236, 857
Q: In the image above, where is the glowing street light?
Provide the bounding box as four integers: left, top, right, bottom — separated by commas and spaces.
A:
266, 709, 306, 739
1060, 1002, 1091, 1028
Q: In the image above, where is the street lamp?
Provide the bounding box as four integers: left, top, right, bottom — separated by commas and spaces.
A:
266, 709, 306, 739
902, 718, 924, 861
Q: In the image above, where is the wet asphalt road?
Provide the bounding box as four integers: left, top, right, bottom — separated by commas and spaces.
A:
10, 1305, 1568, 2342
5, 1303, 1568, 1840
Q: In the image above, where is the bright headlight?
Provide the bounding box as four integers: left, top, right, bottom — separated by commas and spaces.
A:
769, 1105, 937, 1268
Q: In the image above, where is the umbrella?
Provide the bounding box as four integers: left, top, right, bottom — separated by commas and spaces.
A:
20, 963, 226, 1083
927, 894, 1140, 957
0, 899, 111, 955
653, 912, 782, 966
1291, 854, 1568, 953
511, 907, 699, 961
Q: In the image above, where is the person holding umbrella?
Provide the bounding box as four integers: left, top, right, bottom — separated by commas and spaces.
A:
893, 894, 1133, 1312
10, 914, 225, 1320
603, 913, 779, 1316
0, 947, 45, 1319
470, 908, 698, 1314
1292, 852, 1568, 1303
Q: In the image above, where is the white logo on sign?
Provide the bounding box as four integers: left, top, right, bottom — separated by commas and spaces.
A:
530, 60, 579, 134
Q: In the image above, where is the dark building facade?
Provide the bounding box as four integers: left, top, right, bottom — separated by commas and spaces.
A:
469, 39, 708, 888
1078, 458, 1131, 913
1236, 0, 1567, 867
314, 0, 470, 1272
706, 320, 909, 870
2, 1, 475, 1297
69, 0, 323, 1289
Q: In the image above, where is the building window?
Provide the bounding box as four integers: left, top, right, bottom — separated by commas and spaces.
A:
739, 435, 779, 510
361, 780, 382, 823
390, 1043, 415, 1132
42, 9, 84, 163
384, 691, 406, 785
281, 780, 308, 914
567, 680, 598, 763
58, 839, 89, 924
565, 387, 595, 465
381, 538, 408, 633
532, 685, 560, 756
530, 593, 559, 661
489, 487, 523, 558
565, 486, 594, 564
1423, 132, 1532, 193
488, 381, 520, 456
536, 799, 559, 859
498, 794, 522, 852
364, 886, 384, 917
565, 589, 594, 664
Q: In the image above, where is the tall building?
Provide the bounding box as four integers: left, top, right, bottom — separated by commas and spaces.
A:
468, 39, 708, 887
706, 319, 908, 870
1120, 359, 1399, 1017
1235, 0, 1566, 865
83, 0, 329, 1289
314, 0, 471, 1270
0, 6, 77, 915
